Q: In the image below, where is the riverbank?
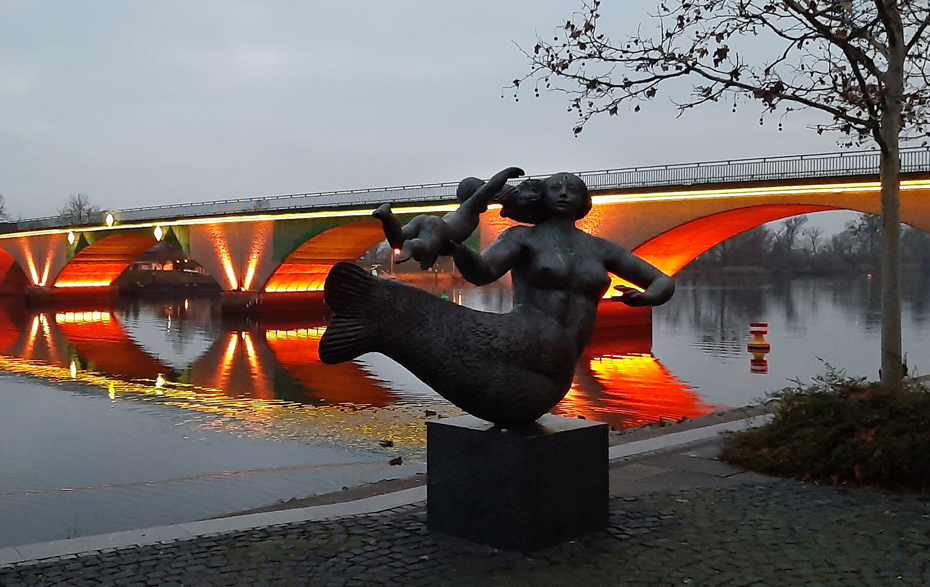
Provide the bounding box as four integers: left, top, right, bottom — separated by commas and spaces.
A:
3, 406, 927, 586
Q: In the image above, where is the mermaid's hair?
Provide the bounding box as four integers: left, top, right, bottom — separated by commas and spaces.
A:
496, 173, 591, 225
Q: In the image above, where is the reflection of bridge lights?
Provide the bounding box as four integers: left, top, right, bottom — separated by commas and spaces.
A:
0, 352, 438, 452
577, 353, 714, 427
155, 373, 166, 388
241, 332, 267, 385
221, 334, 239, 376
55, 311, 112, 324
55, 281, 113, 288
70, 360, 77, 379
264, 284, 324, 293
264, 327, 326, 341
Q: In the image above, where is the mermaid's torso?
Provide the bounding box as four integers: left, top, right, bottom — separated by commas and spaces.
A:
506, 225, 613, 356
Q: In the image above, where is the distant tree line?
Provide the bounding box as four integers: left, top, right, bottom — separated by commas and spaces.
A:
690, 215, 930, 275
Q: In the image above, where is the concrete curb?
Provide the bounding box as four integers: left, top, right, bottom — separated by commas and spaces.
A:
608, 414, 773, 460
0, 414, 771, 568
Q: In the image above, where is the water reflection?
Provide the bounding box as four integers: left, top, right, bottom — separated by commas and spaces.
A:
0, 291, 705, 446
653, 271, 930, 408
1, 272, 926, 461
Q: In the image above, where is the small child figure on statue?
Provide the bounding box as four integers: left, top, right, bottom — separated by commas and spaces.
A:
372, 166, 524, 270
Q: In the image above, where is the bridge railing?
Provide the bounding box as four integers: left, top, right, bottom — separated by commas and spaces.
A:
11, 146, 930, 232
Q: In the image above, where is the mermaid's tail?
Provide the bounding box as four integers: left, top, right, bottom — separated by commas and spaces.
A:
318, 262, 578, 426
318, 262, 380, 364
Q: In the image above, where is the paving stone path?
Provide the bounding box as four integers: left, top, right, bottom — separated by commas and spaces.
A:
2, 478, 929, 586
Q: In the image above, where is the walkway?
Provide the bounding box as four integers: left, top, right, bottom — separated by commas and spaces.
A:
2, 412, 929, 586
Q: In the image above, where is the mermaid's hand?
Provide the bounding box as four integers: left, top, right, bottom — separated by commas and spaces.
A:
612, 285, 650, 307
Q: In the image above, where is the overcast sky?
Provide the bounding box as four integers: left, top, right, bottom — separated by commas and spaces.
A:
1, 1, 851, 223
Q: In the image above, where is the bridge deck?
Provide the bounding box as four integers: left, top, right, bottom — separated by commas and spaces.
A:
8, 147, 930, 233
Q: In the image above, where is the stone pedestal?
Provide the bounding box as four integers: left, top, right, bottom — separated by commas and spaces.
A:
427, 414, 608, 552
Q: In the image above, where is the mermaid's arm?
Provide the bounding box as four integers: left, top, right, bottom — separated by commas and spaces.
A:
458, 167, 524, 216
451, 226, 524, 286
443, 167, 525, 243
601, 240, 675, 307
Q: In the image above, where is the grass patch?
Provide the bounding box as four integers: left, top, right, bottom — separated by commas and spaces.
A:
720, 367, 930, 492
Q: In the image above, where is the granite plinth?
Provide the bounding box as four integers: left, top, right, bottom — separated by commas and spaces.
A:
427, 414, 608, 552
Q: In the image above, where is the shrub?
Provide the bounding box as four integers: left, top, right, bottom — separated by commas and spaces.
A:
721, 367, 930, 492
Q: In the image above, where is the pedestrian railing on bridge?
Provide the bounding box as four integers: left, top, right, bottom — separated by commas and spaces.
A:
11, 146, 930, 233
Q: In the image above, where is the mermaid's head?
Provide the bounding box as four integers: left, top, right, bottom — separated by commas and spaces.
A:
498, 173, 591, 224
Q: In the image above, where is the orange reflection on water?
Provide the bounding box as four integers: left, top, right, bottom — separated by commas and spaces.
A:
53, 310, 170, 380
189, 331, 276, 399
554, 353, 717, 428
264, 326, 402, 408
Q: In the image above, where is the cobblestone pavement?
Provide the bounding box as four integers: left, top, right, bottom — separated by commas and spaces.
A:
2, 478, 929, 586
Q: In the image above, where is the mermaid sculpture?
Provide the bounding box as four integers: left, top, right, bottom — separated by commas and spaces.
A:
318, 169, 675, 427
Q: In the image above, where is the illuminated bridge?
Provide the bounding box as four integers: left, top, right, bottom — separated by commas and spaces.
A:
1, 147, 929, 309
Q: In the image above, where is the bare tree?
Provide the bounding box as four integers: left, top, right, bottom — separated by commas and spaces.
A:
805, 225, 825, 255
774, 215, 809, 256
518, 0, 930, 386
0, 193, 7, 221
59, 193, 101, 225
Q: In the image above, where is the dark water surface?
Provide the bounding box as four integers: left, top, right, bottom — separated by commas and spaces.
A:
0, 271, 927, 546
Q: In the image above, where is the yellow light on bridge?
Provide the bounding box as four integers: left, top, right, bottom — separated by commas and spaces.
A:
67, 231, 76, 245
3, 177, 930, 244
105, 213, 115, 227
154, 226, 164, 241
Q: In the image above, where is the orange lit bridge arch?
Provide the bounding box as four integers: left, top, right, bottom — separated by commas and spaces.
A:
0, 148, 929, 303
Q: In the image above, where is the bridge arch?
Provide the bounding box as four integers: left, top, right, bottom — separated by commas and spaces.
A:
262, 220, 386, 292
631, 204, 839, 276
53, 233, 159, 288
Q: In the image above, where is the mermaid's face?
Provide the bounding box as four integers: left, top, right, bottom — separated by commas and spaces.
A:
543, 173, 587, 219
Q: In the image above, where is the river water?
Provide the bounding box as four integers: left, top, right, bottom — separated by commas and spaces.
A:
1, 271, 928, 546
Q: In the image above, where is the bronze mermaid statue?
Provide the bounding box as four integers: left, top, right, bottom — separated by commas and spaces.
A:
318, 169, 675, 427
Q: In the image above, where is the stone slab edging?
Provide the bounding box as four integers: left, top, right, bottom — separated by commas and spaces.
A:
0, 414, 771, 568
607, 414, 773, 460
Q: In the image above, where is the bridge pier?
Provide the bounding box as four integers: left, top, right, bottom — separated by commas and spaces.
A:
220, 290, 327, 317
24, 286, 118, 308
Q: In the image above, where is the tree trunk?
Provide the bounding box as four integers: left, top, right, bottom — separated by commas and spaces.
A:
879, 19, 905, 387
879, 143, 903, 387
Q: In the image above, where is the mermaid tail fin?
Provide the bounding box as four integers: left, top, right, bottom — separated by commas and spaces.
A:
319, 262, 379, 364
